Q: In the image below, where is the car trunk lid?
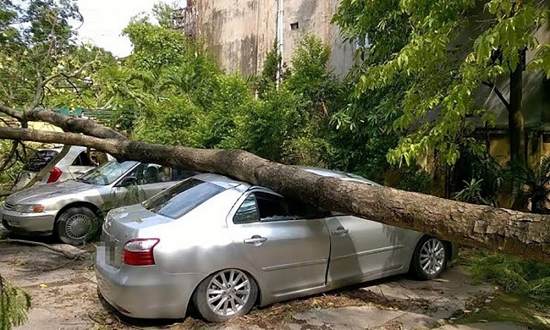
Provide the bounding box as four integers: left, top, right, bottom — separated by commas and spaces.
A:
102, 203, 172, 268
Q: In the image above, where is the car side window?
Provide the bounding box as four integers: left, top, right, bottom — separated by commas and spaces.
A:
89, 151, 109, 165
72, 151, 94, 166
142, 165, 163, 183
72, 150, 109, 166
233, 192, 327, 224
124, 164, 167, 184
233, 194, 260, 224
255, 192, 295, 222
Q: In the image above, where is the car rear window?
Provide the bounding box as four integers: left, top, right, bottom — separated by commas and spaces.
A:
23, 150, 59, 172
142, 178, 226, 219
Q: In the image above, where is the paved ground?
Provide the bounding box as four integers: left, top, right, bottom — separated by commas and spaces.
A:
0, 228, 534, 330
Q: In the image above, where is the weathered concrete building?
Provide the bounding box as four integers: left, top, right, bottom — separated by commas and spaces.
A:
189, 0, 354, 77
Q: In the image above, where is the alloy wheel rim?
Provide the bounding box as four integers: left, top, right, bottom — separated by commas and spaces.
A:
419, 238, 445, 275
206, 269, 251, 316
65, 214, 92, 240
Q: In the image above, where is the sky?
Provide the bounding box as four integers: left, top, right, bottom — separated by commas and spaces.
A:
76, 0, 180, 57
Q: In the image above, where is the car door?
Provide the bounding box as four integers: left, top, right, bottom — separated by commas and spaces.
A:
325, 214, 409, 285
230, 190, 330, 297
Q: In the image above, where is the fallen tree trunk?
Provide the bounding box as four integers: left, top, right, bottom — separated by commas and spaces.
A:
0, 125, 549, 262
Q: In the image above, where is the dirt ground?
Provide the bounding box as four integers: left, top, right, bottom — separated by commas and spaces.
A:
0, 228, 543, 330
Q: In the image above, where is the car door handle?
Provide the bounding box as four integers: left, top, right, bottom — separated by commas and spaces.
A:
331, 227, 349, 236
244, 235, 268, 245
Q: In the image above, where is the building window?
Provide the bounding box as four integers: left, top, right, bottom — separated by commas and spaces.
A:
290, 22, 299, 30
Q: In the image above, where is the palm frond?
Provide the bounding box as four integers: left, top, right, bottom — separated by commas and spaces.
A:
0, 275, 31, 329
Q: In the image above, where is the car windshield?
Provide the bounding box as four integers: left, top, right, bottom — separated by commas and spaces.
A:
78, 160, 137, 186
143, 178, 225, 220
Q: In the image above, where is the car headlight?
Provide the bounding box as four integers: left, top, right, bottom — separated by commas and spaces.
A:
12, 204, 45, 213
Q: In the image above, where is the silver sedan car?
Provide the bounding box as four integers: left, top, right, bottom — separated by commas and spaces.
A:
1, 160, 197, 245
95, 168, 458, 323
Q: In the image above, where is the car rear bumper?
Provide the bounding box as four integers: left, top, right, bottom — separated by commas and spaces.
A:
0, 208, 56, 235
94, 245, 205, 319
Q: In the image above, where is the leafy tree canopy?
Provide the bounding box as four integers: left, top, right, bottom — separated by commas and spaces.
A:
334, 0, 550, 166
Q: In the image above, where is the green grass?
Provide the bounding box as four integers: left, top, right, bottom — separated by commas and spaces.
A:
454, 249, 550, 329
469, 250, 550, 301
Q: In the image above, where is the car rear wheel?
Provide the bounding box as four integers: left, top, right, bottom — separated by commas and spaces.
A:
56, 206, 97, 245
193, 269, 258, 323
409, 235, 448, 280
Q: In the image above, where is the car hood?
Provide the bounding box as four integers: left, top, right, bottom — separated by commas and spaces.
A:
7, 180, 94, 204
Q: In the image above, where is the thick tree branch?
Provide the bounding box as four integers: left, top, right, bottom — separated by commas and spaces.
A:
0, 104, 23, 120
0, 239, 85, 259
24, 109, 126, 140
0, 103, 125, 140
0, 125, 550, 263
30, 67, 44, 111
483, 81, 510, 111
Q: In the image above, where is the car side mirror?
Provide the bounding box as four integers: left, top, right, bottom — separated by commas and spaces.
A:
117, 176, 137, 188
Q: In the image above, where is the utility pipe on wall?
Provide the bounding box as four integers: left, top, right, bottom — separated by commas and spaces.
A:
276, 0, 284, 89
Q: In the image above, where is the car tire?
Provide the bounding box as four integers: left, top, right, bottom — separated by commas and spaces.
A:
409, 235, 448, 280
193, 269, 258, 323
56, 206, 98, 246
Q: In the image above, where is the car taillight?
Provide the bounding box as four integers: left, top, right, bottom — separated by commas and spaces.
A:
47, 167, 62, 183
122, 238, 160, 266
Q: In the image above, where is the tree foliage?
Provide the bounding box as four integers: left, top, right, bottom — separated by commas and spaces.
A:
334, 0, 550, 166
0, 276, 31, 330
102, 25, 359, 169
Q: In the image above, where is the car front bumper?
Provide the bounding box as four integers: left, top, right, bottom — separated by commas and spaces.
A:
95, 245, 205, 319
0, 207, 56, 235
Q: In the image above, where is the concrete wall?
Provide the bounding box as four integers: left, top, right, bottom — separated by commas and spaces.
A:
196, 0, 354, 77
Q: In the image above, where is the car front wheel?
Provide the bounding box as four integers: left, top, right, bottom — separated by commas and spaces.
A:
193, 269, 258, 323
56, 206, 97, 245
409, 235, 448, 280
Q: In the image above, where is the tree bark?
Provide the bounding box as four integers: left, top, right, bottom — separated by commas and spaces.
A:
510, 49, 528, 211
24, 109, 126, 140
0, 125, 550, 263
509, 49, 526, 165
